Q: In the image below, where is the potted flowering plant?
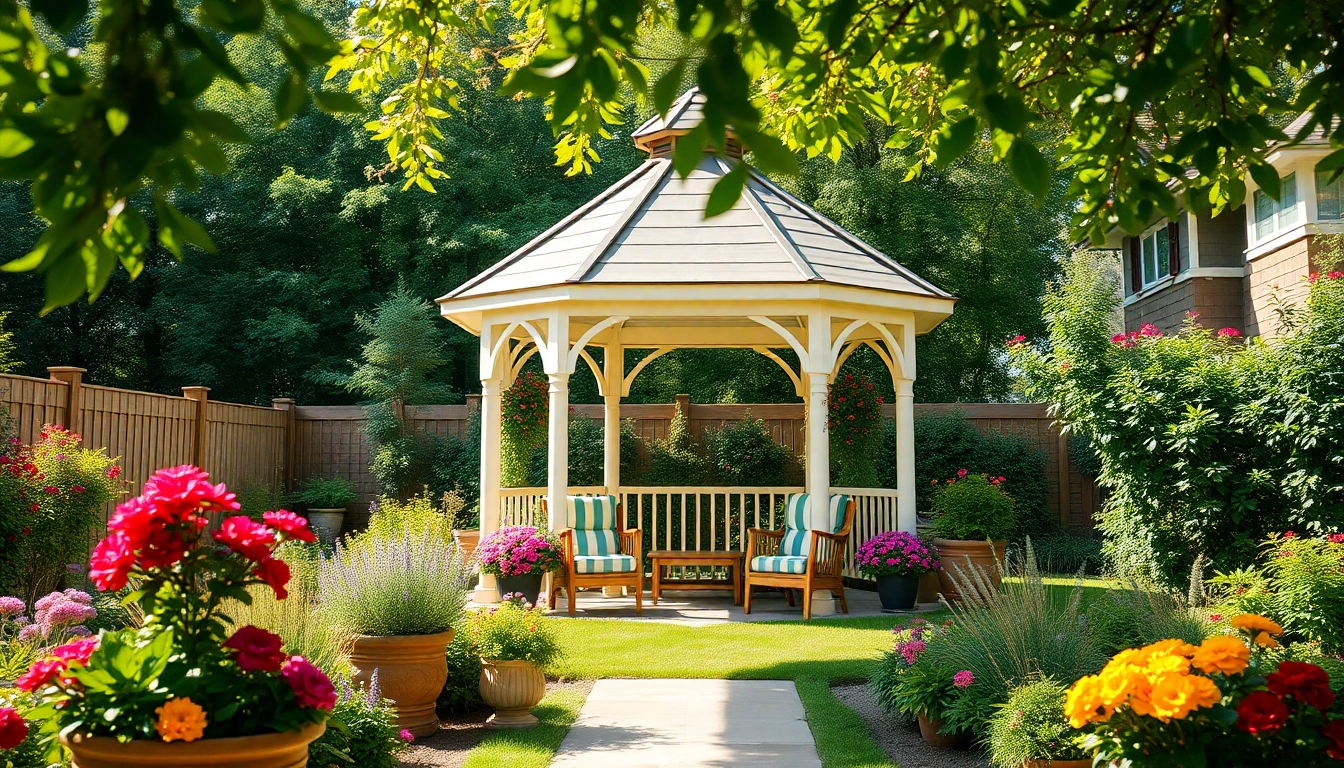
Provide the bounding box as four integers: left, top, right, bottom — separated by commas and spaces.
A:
1065, 614, 1344, 766
856, 532, 941, 611
930, 470, 1015, 603
475, 525, 563, 605
468, 595, 561, 729
292, 476, 357, 543
1, 465, 334, 768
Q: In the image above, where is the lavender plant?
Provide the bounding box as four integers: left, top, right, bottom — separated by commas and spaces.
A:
318, 523, 468, 637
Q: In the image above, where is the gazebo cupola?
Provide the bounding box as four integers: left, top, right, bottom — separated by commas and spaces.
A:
438, 89, 956, 603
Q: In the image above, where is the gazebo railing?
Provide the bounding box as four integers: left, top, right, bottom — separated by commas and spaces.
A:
497, 485, 901, 579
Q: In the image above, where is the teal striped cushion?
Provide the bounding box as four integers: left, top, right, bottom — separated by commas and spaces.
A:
780, 528, 811, 556
826, 494, 850, 533
750, 555, 807, 574
574, 529, 619, 556
574, 554, 637, 574
784, 493, 809, 530
567, 495, 618, 530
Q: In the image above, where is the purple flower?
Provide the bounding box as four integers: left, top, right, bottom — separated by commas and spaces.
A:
954, 670, 975, 688
0, 597, 24, 617
398, 729, 415, 743
17, 624, 44, 643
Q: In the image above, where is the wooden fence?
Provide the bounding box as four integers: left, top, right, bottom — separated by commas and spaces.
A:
1, 370, 1101, 535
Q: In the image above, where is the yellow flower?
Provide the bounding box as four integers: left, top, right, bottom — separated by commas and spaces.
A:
1192, 636, 1250, 676
1253, 631, 1281, 649
1146, 652, 1192, 677
1148, 673, 1221, 722
154, 697, 207, 743
1229, 614, 1283, 636
1142, 639, 1198, 659
1065, 675, 1114, 728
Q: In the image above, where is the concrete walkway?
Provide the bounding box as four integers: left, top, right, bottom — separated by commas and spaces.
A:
549, 679, 822, 768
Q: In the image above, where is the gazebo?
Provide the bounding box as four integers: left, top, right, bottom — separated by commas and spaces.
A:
437, 89, 955, 603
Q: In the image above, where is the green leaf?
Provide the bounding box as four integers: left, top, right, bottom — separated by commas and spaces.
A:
706, 162, 748, 217
30, 0, 87, 33
653, 61, 687, 118
105, 108, 130, 137
1248, 162, 1281, 201
932, 116, 977, 167
0, 128, 35, 158
42, 247, 87, 314
313, 91, 365, 114
201, 0, 265, 34
1008, 137, 1050, 198
824, 0, 858, 50
982, 93, 1032, 133
197, 110, 251, 143
751, 2, 799, 55
82, 239, 117, 300
672, 122, 708, 178
1316, 148, 1344, 183
735, 127, 797, 175
938, 42, 968, 79
274, 75, 308, 129
156, 198, 217, 254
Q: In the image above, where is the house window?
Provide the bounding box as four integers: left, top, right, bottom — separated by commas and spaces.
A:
1138, 225, 1170, 288
1253, 172, 1298, 240
1319, 169, 1343, 221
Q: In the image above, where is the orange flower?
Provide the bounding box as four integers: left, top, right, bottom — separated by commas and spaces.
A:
1065, 674, 1114, 728
1192, 636, 1250, 676
1143, 639, 1197, 659
1230, 614, 1282, 636
1254, 631, 1281, 649
1147, 673, 1222, 721
154, 697, 207, 742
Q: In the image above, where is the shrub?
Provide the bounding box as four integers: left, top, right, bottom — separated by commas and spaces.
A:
466, 600, 561, 667
431, 408, 480, 515
1208, 532, 1344, 655
294, 477, 357, 509
0, 425, 123, 606
987, 679, 1086, 766
645, 402, 709, 485
526, 413, 604, 487
1029, 532, 1105, 576
855, 532, 941, 578
319, 523, 468, 636
705, 414, 789, 486
475, 525, 563, 577
1085, 582, 1208, 657
310, 677, 408, 768
900, 411, 1050, 540
829, 373, 883, 487
931, 471, 1016, 541
501, 371, 549, 487
227, 543, 345, 675
236, 477, 288, 521
438, 633, 484, 715
365, 493, 456, 543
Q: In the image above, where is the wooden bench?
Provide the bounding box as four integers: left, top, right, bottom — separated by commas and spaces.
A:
648, 550, 746, 605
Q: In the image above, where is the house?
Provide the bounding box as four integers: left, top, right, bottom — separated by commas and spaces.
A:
1109, 113, 1343, 337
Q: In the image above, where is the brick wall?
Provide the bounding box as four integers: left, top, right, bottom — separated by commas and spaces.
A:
1244, 235, 1343, 337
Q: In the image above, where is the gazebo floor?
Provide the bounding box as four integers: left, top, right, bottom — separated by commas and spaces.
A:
472, 588, 943, 625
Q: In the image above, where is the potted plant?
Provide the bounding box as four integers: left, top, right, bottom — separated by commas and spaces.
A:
318, 522, 468, 737
5, 465, 334, 768
475, 525, 563, 605
872, 621, 967, 748
855, 531, 941, 611
930, 470, 1015, 603
293, 477, 357, 543
988, 679, 1090, 768
468, 595, 561, 729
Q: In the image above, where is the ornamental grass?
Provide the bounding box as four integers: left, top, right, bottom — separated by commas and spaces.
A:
226, 543, 345, 674
319, 523, 468, 637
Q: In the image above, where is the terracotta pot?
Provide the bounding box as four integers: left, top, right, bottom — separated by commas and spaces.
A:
1024, 760, 1092, 768
932, 538, 1006, 604
304, 509, 345, 543
479, 658, 547, 729
916, 712, 964, 748
453, 529, 480, 564
61, 721, 324, 768
349, 630, 454, 737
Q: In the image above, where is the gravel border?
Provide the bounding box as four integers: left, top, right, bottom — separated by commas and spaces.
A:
831, 683, 990, 768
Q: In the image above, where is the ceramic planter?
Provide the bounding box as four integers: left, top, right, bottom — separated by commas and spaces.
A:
916, 712, 964, 748
304, 508, 345, 544
453, 529, 481, 564
932, 538, 1006, 604
349, 629, 454, 738
874, 574, 920, 611
479, 659, 546, 729
61, 721, 324, 768
496, 572, 545, 605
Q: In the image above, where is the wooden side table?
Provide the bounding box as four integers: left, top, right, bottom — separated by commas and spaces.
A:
649, 550, 747, 605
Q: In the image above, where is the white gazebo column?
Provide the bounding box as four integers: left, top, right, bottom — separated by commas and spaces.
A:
544, 314, 571, 531
895, 378, 916, 533
602, 341, 622, 497
804, 313, 837, 616
474, 335, 506, 604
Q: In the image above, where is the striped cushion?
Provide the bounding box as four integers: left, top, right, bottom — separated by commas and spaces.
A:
573, 529, 619, 557
825, 494, 850, 533
566, 495, 618, 531
782, 493, 849, 533
573, 554, 637, 574
750, 555, 808, 574
780, 528, 811, 556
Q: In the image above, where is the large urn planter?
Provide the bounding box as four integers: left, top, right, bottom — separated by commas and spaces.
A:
61, 722, 325, 768
454, 528, 481, 564
496, 572, 545, 605
875, 574, 920, 612
348, 630, 455, 738
304, 508, 345, 544
932, 538, 1005, 604
479, 659, 547, 729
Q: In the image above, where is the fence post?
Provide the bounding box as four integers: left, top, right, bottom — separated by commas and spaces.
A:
182, 386, 210, 469
272, 398, 296, 494
1056, 428, 1070, 530
47, 366, 85, 435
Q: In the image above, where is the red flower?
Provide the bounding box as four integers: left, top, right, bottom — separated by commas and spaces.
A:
1236, 690, 1290, 735
263, 510, 317, 544
89, 531, 137, 591
0, 707, 27, 750
43, 486, 58, 494
223, 626, 286, 672
1323, 720, 1344, 760
253, 557, 291, 600
71, 484, 85, 493
52, 637, 99, 666
144, 465, 239, 513
106, 465, 121, 479
15, 658, 66, 692
1217, 327, 1242, 338
213, 516, 276, 562
281, 656, 337, 710
1266, 661, 1335, 711
1283, 530, 1296, 539
956, 469, 968, 478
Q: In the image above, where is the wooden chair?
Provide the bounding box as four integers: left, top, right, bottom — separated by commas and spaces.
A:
743, 493, 855, 621
542, 495, 644, 616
